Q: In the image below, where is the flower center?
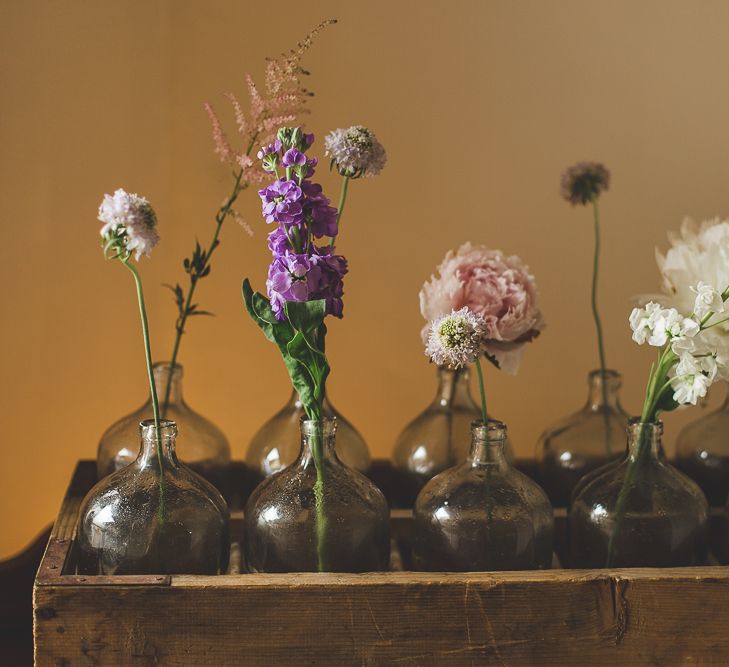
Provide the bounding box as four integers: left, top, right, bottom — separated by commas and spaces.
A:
437, 317, 470, 350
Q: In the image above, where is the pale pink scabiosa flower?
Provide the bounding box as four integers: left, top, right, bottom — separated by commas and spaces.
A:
98, 189, 159, 260
560, 161, 610, 205
324, 125, 386, 178
425, 307, 487, 369
420, 243, 545, 374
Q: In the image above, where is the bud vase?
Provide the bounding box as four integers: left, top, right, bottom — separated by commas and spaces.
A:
675, 386, 729, 505
392, 366, 514, 508
78, 419, 230, 575
569, 419, 708, 568
246, 389, 370, 481
244, 417, 390, 573
412, 420, 553, 571
96, 363, 231, 492
535, 369, 630, 507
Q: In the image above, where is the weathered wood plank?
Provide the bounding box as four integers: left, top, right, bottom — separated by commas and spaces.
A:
34, 572, 729, 666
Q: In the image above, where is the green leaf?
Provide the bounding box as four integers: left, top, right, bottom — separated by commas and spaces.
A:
285, 299, 327, 333
242, 279, 330, 419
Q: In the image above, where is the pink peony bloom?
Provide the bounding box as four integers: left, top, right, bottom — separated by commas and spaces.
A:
419, 243, 545, 374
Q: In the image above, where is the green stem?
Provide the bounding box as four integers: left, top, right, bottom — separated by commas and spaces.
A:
304, 404, 327, 572
475, 358, 493, 523
311, 423, 328, 573
607, 346, 674, 566
162, 169, 245, 415
591, 199, 612, 456
329, 175, 350, 248
122, 258, 165, 524
475, 358, 489, 425
606, 422, 649, 566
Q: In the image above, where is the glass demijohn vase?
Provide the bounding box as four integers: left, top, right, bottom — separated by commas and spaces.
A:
675, 385, 729, 505
412, 420, 553, 571
246, 389, 370, 481
245, 417, 390, 573
96, 362, 231, 492
392, 366, 514, 508
569, 419, 708, 568
78, 419, 230, 575
536, 369, 629, 507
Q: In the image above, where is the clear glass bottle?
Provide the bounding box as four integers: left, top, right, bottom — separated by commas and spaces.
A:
675, 388, 729, 505
246, 390, 370, 482
96, 362, 231, 493
78, 419, 230, 575
412, 420, 553, 571
245, 417, 390, 573
391, 366, 514, 508
569, 419, 708, 568
536, 369, 630, 507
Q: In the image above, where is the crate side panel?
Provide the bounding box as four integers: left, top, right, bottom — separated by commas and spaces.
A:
34, 577, 634, 667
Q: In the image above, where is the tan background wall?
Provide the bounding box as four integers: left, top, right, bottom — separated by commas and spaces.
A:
3, 0, 729, 557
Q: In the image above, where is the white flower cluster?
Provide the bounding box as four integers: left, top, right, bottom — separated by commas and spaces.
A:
98, 189, 159, 260
629, 283, 728, 405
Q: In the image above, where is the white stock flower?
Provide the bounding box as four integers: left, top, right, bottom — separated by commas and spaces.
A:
659, 309, 699, 343
691, 281, 725, 320
629, 302, 698, 347
670, 353, 715, 405
425, 307, 486, 369
629, 302, 661, 344
98, 189, 159, 260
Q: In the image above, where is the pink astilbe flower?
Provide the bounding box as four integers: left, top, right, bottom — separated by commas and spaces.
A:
204, 19, 335, 184
204, 102, 234, 163
419, 243, 545, 375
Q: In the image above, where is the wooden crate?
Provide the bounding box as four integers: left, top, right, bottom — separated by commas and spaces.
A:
34, 461, 729, 666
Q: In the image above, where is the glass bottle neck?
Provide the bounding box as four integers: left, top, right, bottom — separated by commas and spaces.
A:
433, 366, 477, 409
151, 362, 184, 405
626, 420, 663, 463
585, 369, 622, 410
467, 421, 508, 468
297, 418, 339, 466
137, 419, 179, 468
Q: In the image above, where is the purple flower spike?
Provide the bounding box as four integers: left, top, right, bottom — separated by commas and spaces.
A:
255, 128, 349, 321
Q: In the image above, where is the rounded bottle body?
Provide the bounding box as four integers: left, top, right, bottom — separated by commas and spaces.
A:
79, 419, 230, 575
536, 370, 629, 507
246, 390, 370, 481
675, 394, 729, 505
392, 367, 514, 507
570, 420, 708, 568
96, 363, 231, 492
413, 421, 553, 571
245, 417, 389, 573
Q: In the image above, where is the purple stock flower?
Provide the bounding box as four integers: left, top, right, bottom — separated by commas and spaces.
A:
282, 147, 307, 167
259, 179, 304, 225
266, 247, 348, 320
267, 227, 290, 255
302, 181, 338, 238
257, 139, 282, 161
